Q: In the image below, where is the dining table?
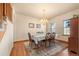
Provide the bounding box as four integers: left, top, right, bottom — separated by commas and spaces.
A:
32, 34, 45, 44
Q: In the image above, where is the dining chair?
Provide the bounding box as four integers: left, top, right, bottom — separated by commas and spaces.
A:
28, 33, 36, 49
45, 33, 51, 47
49, 32, 56, 45
41, 33, 51, 47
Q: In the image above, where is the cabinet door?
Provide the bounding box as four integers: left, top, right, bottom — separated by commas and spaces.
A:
0, 3, 3, 22
69, 18, 79, 54
69, 37, 78, 53
78, 18, 79, 55
6, 3, 12, 22
70, 18, 78, 38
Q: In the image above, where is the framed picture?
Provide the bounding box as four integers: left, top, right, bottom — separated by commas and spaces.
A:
36, 24, 41, 28
28, 23, 34, 28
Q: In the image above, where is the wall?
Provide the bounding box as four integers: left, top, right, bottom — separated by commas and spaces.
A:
14, 13, 46, 41
0, 19, 13, 56
48, 9, 79, 42
14, 9, 79, 42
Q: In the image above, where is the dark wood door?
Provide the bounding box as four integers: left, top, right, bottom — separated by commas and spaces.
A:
0, 3, 3, 22
0, 3, 12, 22
6, 3, 12, 22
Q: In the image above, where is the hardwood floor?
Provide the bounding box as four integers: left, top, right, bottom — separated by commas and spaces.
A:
10, 40, 78, 56
10, 41, 30, 56
56, 48, 78, 56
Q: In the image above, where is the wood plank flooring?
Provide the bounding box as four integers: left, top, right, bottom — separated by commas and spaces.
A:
10, 41, 30, 56
56, 48, 78, 56
10, 40, 78, 56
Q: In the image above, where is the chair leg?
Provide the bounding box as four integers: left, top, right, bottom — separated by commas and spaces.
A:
49, 41, 51, 46
54, 40, 55, 45
45, 41, 47, 48
29, 42, 32, 49
52, 40, 55, 46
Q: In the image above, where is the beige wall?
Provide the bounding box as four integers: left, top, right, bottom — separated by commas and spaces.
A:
14, 9, 79, 42
14, 13, 46, 41
49, 9, 79, 41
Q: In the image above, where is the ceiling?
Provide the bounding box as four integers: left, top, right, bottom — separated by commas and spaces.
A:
13, 3, 79, 19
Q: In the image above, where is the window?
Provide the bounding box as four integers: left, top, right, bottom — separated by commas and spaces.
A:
49, 23, 56, 33
64, 20, 70, 35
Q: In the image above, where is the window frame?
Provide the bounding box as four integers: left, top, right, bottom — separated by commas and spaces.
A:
63, 19, 70, 36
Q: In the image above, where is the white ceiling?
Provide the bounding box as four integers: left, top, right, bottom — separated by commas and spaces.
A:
13, 3, 79, 19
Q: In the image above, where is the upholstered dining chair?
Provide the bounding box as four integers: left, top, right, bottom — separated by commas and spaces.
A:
28, 33, 36, 49
49, 32, 56, 45
46, 33, 51, 46
43, 33, 51, 47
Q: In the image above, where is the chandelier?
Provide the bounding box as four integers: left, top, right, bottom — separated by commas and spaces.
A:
41, 9, 48, 24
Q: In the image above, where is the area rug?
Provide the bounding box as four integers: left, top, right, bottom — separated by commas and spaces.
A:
24, 41, 68, 56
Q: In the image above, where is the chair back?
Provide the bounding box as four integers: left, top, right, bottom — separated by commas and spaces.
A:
45, 33, 51, 40
28, 33, 32, 41
50, 32, 56, 39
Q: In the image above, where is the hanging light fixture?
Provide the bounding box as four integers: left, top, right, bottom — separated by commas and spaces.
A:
41, 9, 48, 24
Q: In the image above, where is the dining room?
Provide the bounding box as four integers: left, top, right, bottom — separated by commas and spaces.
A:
11, 3, 79, 56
